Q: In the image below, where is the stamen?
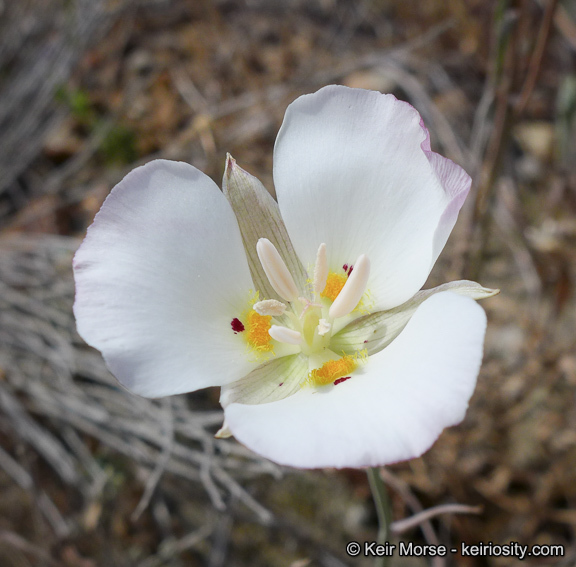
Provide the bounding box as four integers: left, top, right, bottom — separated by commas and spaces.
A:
253, 299, 286, 316
328, 254, 370, 319
269, 325, 302, 345
313, 243, 328, 294
256, 238, 299, 302
317, 318, 331, 336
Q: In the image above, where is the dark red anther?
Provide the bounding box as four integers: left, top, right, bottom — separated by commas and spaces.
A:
279, 382, 284, 387
334, 376, 351, 386
342, 264, 348, 273
231, 318, 245, 333
347, 265, 353, 276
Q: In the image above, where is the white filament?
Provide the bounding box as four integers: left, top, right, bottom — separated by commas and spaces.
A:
313, 243, 328, 294
253, 299, 287, 316
269, 325, 302, 345
328, 254, 370, 319
256, 238, 299, 302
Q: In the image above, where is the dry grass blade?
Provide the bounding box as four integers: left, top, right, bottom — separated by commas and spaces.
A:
139, 523, 215, 567
0, 530, 61, 567
0, 234, 277, 529
391, 504, 483, 535
0, 0, 112, 197
0, 385, 80, 485
0, 445, 33, 490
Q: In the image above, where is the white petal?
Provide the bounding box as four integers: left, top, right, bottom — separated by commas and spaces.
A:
273, 85, 471, 310
419, 119, 472, 265
73, 160, 256, 397
224, 292, 486, 469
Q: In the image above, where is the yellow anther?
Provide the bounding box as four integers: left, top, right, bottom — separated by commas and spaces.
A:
321, 272, 348, 302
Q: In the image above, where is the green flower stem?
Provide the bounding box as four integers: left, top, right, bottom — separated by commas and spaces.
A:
367, 467, 393, 567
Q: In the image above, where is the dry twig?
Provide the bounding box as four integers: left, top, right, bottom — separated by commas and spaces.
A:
0, 235, 278, 533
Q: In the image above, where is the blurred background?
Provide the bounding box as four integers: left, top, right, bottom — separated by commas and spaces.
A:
0, 0, 575, 565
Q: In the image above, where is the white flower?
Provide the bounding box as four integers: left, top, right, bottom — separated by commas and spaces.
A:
73, 85, 495, 469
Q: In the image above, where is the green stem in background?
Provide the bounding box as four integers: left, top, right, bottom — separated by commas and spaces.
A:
367, 467, 393, 567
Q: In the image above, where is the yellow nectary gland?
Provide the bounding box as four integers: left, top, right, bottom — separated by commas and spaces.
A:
308, 352, 363, 386
321, 272, 348, 302
246, 310, 273, 352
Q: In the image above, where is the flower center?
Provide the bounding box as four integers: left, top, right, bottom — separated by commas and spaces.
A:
231, 239, 371, 385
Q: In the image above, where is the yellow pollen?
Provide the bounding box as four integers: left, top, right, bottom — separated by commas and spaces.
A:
246, 310, 273, 352
321, 272, 348, 302
307, 350, 367, 386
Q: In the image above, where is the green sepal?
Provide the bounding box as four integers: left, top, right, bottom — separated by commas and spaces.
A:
220, 354, 308, 406
330, 280, 498, 356
223, 155, 309, 303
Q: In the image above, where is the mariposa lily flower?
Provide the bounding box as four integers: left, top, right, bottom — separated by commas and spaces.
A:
74, 85, 495, 469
